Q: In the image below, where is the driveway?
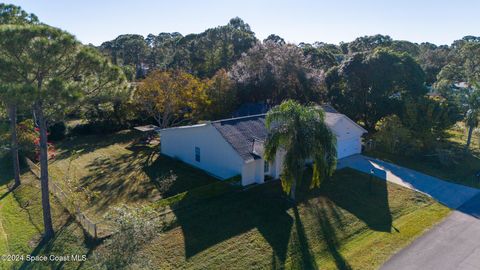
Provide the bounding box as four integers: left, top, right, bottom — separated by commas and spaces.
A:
337, 154, 480, 209
337, 155, 480, 270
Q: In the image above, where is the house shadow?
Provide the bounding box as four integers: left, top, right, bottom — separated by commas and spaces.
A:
171, 182, 294, 266
166, 168, 393, 268
321, 168, 392, 232
354, 154, 480, 213
143, 154, 220, 198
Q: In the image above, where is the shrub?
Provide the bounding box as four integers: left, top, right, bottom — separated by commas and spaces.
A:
94, 206, 167, 269
16, 119, 37, 160
152, 170, 178, 196
374, 115, 414, 154
435, 147, 465, 167
69, 120, 129, 136
48, 122, 66, 141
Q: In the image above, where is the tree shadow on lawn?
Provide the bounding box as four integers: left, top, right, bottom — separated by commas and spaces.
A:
173, 182, 294, 266
78, 149, 161, 214
171, 169, 392, 268
78, 146, 218, 215
54, 130, 139, 161
18, 217, 95, 270
308, 199, 352, 270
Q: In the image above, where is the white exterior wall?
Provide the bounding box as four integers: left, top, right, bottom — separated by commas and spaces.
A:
330, 116, 365, 159
267, 117, 365, 179
241, 161, 257, 185
160, 124, 244, 180
160, 114, 366, 186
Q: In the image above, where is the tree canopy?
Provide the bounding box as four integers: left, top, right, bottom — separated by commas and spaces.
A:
326, 49, 427, 130
230, 41, 325, 106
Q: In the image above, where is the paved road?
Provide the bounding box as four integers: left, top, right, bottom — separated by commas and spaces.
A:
382, 193, 480, 270
337, 155, 480, 270
337, 155, 480, 208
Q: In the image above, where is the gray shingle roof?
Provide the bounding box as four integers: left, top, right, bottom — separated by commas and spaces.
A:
211, 105, 362, 162
212, 114, 267, 161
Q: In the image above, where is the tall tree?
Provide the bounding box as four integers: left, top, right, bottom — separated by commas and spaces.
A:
0, 24, 125, 239
264, 100, 337, 200
326, 49, 427, 130
134, 70, 209, 128
346, 34, 393, 54
0, 3, 38, 24
230, 41, 325, 105
0, 3, 39, 188
100, 34, 148, 78
416, 43, 450, 85
437, 39, 480, 149
464, 89, 480, 150
205, 69, 237, 119
300, 43, 338, 70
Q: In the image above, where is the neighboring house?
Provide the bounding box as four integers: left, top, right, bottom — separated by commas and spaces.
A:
158, 107, 367, 186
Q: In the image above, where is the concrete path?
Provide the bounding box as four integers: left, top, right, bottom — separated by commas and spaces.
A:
337, 154, 480, 209
337, 155, 480, 270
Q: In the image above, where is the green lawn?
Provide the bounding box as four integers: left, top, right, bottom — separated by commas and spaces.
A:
48, 130, 218, 222
141, 168, 450, 270
0, 155, 93, 270
366, 125, 480, 188
1, 130, 452, 269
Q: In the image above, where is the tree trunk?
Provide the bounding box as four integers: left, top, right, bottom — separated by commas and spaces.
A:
34, 101, 55, 240
7, 104, 21, 188
290, 180, 297, 201
466, 125, 474, 151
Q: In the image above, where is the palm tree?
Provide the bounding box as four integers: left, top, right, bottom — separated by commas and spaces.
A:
465, 87, 480, 151
264, 100, 337, 201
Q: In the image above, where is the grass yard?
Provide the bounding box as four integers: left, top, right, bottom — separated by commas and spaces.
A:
366, 124, 480, 188
48, 129, 218, 222
0, 155, 93, 270
0, 134, 451, 269
141, 168, 450, 270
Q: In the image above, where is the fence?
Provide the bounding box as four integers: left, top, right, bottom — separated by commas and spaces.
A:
24, 158, 100, 239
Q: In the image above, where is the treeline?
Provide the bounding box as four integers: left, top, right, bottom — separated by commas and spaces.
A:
94, 18, 480, 162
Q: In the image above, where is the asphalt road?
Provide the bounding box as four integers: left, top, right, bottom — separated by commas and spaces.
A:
381, 193, 480, 270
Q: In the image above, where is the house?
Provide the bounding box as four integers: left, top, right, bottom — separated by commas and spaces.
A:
158, 108, 367, 186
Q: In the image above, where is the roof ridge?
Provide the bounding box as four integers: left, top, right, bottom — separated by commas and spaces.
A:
212, 113, 266, 123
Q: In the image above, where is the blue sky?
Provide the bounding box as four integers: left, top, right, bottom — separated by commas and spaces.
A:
7, 0, 480, 46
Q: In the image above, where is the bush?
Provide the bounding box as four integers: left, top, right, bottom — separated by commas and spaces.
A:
94, 206, 167, 269
17, 119, 37, 160
435, 147, 465, 167
374, 115, 415, 155
48, 122, 66, 141
69, 120, 129, 136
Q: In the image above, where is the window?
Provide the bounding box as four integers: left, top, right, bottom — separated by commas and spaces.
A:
195, 147, 200, 162
264, 161, 269, 173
